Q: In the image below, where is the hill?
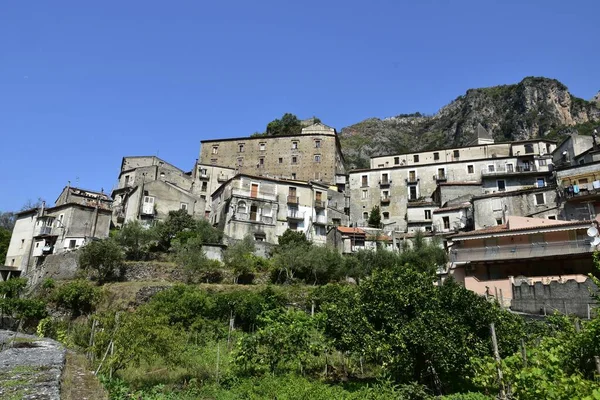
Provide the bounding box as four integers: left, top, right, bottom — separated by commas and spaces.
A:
339, 77, 600, 168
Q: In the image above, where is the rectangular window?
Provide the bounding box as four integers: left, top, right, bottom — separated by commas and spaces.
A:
488, 164, 495, 172
69, 240, 77, 249
408, 170, 416, 182
291, 173, 296, 179
201, 182, 208, 192
291, 156, 298, 164
278, 157, 283, 164
200, 195, 206, 200
525, 144, 534, 154
124, 175, 131, 186
259, 157, 265, 166
443, 216, 450, 229
506, 163, 514, 172
238, 143, 245, 153
361, 175, 368, 186
496, 218, 503, 225
383, 212, 390, 220
409, 186, 417, 200
467, 165, 474, 174
180, 203, 188, 210
535, 193, 545, 205
211, 158, 217, 165
259, 142, 266, 151
547, 215, 557, 220
212, 146, 219, 154
314, 154, 321, 163
424, 210, 431, 220
394, 157, 400, 165
315, 140, 321, 148
413, 154, 419, 163
292, 141, 298, 150
453, 150, 460, 158
381, 173, 389, 184
497, 180, 506, 191
536, 177, 545, 188
538, 159, 547, 166
433, 152, 439, 160
20, 239, 24, 249
382, 190, 389, 199
237, 158, 243, 167
362, 190, 368, 199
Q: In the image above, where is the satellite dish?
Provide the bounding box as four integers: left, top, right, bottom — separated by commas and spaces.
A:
590, 236, 600, 247
587, 226, 599, 237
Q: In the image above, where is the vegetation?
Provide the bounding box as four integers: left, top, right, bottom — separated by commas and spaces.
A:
0, 278, 47, 322
251, 113, 321, 137
79, 239, 124, 283
368, 205, 382, 228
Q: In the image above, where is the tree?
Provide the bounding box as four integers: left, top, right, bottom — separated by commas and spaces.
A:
79, 239, 124, 283
0, 227, 10, 264
153, 209, 199, 251
20, 198, 45, 211
0, 211, 16, 231
277, 229, 311, 248
265, 113, 303, 136
52, 280, 100, 317
113, 220, 157, 260
0, 278, 47, 321
368, 205, 382, 228
223, 235, 259, 283
173, 236, 222, 283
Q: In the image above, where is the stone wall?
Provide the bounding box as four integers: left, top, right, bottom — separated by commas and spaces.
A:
26, 250, 81, 289
511, 278, 598, 318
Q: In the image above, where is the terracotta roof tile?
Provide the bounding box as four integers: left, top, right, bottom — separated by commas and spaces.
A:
337, 226, 366, 235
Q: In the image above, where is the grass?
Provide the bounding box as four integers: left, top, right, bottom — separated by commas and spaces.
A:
0, 365, 53, 398
61, 350, 108, 400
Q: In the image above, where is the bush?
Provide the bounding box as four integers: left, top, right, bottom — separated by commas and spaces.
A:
113, 221, 157, 260
79, 239, 124, 283
173, 236, 223, 283
52, 280, 100, 317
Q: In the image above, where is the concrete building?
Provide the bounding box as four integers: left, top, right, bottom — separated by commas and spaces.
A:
555, 160, 600, 221
192, 163, 237, 216
111, 156, 206, 227
447, 216, 595, 307
210, 174, 342, 246
4, 186, 112, 275
198, 123, 346, 186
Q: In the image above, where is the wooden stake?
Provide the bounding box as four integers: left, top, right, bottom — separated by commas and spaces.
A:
490, 323, 507, 400
593, 356, 600, 377
216, 342, 220, 384
520, 339, 527, 368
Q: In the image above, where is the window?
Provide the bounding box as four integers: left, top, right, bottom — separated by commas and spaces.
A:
535, 193, 545, 205
201, 182, 208, 192
199, 167, 207, 177
292, 141, 298, 150
579, 159, 585, 165
291, 156, 298, 164
238, 143, 245, 153
237, 158, 243, 167
254, 234, 265, 242
211, 158, 217, 165
237, 201, 247, 214
315, 140, 321, 148
362, 190, 368, 199
69, 240, 77, 249
332, 218, 341, 226
536, 177, 545, 188
408, 170, 416, 182
258, 157, 265, 167
547, 215, 557, 220
413, 154, 419, 163
394, 157, 400, 165
538, 159, 547, 166
453, 150, 460, 158
524, 143, 534, 154
466, 165, 474, 174
180, 203, 188, 211
278, 157, 283, 164
443, 216, 450, 229
437, 168, 445, 179
382, 190, 389, 199
381, 173, 389, 184
363, 212, 369, 220
409, 186, 417, 200
20, 239, 24, 249
433, 152, 439, 160
291, 173, 297, 179
496, 218, 503, 225
200, 195, 206, 200
488, 164, 495, 172
289, 222, 298, 230
36, 242, 39, 248
124, 175, 131, 186
424, 210, 431, 220
250, 205, 258, 221
383, 212, 390, 220
497, 180, 506, 191
259, 142, 266, 151
361, 175, 368, 187
506, 163, 514, 173
314, 154, 321, 163
425, 226, 432, 232
212, 146, 219, 154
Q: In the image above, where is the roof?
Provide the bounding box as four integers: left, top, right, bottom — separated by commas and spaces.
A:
438, 181, 482, 186
476, 123, 493, 141
63, 186, 111, 200
337, 226, 366, 235
433, 203, 471, 214
472, 185, 554, 201
200, 131, 338, 144
16, 207, 39, 216
211, 173, 328, 198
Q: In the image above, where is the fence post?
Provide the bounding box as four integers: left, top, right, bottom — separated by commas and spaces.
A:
490, 323, 507, 400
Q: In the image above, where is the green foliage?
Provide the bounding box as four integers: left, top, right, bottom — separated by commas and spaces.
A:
172, 236, 223, 283
223, 236, 260, 283
368, 206, 382, 228
0, 279, 47, 320
0, 277, 27, 297
113, 221, 157, 261
52, 280, 100, 317
79, 239, 124, 283
278, 229, 311, 247
0, 226, 11, 263
153, 210, 199, 251
271, 243, 345, 284
0, 211, 16, 231
265, 113, 303, 136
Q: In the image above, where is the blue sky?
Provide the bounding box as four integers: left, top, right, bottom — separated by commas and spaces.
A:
1, 0, 598, 212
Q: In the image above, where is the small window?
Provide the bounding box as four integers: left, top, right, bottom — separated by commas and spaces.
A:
535, 193, 545, 205
363, 212, 369, 220
536, 177, 545, 188
579, 159, 585, 165
211, 158, 217, 165
315, 140, 321, 148
362, 190, 368, 199
424, 210, 431, 220
506, 163, 514, 172
69, 240, 77, 249
199, 168, 207, 176
547, 215, 557, 220
124, 175, 131, 185
524, 143, 534, 154
259, 142, 266, 151
414, 154, 419, 163
237, 158, 243, 167
200, 195, 206, 200
201, 182, 208, 191
433, 152, 439, 160
488, 165, 495, 172
496, 218, 503, 225
278, 157, 283, 164
409, 186, 417, 200
238, 143, 245, 153
361, 175, 368, 187
212, 146, 219, 154
394, 157, 400, 165
180, 203, 188, 210
292, 141, 298, 150
497, 180, 506, 191
443, 216, 450, 229
453, 150, 460, 158
467, 165, 474, 174
291, 173, 297, 179
538, 159, 547, 166
36, 242, 39, 248
382, 212, 390, 220
291, 156, 298, 164
314, 154, 321, 163
20, 239, 25, 249
425, 226, 432, 232
259, 157, 265, 166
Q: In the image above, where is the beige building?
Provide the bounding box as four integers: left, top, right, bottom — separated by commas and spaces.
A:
198, 123, 346, 186
210, 174, 342, 246
4, 186, 112, 274
111, 156, 206, 226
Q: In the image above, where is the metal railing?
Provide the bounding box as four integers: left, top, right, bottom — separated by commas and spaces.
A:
287, 195, 299, 204
232, 188, 278, 202
314, 200, 326, 208
481, 164, 550, 177
287, 210, 305, 219
314, 215, 327, 224
451, 239, 593, 262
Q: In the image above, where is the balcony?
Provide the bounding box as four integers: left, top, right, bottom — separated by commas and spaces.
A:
379, 179, 391, 187
405, 177, 419, 185
314, 200, 326, 209
380, 196, 391, 204
434, 174, 447, 182
481, 164, 550, 177
450, 239, 593, 263
287, 195, 299, 205
234, 213, 274, 225
35, 226, 54, 236
198, 173, 210, 180
313, 216, 327, 226
217, 174, 229, 182
287, 210, 305, 220
232, 188, 278, 202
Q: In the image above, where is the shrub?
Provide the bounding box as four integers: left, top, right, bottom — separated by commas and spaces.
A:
52, 280, 100, 317
79, 239, 124, 283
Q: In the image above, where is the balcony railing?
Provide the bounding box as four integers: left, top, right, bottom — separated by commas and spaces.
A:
235, 213, 274, 225
406, 177, 419, 185
287, 210, 305, 220
287, 195, 299, 205
36, 226, 53, 236
217, 174, 229, 182
379, 179, 391, 187
434, 174, 447, 182
381, 196, 391, 204
232, 188, 278, 202
313, 215, 327, 225
481, 164, 550, 177
451, 239, 593, 263
198, 173, 210, 180
314, 200, 326, 209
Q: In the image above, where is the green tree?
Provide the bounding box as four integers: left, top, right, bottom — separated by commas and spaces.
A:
223, 235, 259, 283
265, 113, 303, 136
52, 280, 100, 317
153, 209, 199, 251
278, 229, 311, 248
0, 211, 16, 231
173, 236, 222, 283
368, 205, 382, 228
113, 220, 157, 260
79, 239, 124, 283
0, 278, 47, 321
0, 227, 10, 264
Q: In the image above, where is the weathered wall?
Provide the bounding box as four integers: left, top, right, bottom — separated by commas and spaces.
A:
4, 212, 37, 270
26, 250, 81, 288
511, 278, 598, 318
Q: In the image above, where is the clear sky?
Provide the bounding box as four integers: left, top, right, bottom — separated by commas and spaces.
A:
1, 0, 598, 212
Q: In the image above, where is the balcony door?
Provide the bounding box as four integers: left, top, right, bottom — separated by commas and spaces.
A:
251, 183, 259, 198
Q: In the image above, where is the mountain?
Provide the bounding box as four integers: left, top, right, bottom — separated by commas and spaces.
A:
339, 77, 600, 169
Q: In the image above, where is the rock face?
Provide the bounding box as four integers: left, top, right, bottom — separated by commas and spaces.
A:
340, 77, 600, 168
0, 330, 66, 400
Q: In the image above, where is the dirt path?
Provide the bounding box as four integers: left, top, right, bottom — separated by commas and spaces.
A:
61, 350, 108, 400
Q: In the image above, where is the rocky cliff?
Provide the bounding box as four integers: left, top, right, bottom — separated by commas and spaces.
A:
340, 77, 600, 168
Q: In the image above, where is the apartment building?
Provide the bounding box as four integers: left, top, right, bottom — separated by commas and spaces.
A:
198, 123, 346, 186
4, 186, 112, 274
111, 156, 205, 226
210, 174, 338, 246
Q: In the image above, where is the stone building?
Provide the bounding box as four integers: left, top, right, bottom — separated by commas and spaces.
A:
210, 174, 342, 246
191, 163, 237, 216
111, 156, 206, 226
555, 160, 600, 221
4, 186, 112, 274
198, 123, 346, 186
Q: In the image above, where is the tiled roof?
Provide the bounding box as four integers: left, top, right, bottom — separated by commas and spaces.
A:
433, 203, 471, 213
451, 219, 590, 239
337, 226, 366, 235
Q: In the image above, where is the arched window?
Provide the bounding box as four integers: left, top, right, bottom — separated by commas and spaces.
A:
238, 201, 247, 214
363, 212, 369, 220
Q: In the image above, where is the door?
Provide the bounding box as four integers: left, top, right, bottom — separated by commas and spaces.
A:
250, 205, 258, 221
250, 183, 259, 198
143, 196, 154, 215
